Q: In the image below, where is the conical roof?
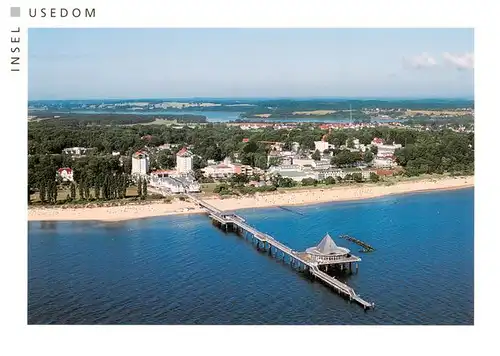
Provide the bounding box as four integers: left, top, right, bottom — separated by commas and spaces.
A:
316, 233, 339, 254
306, 232, 350, 256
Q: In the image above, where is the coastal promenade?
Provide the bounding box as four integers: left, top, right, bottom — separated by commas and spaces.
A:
186, 193, 374, 310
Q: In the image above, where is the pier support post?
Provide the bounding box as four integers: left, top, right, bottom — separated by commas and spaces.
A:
356, 263, 359, 274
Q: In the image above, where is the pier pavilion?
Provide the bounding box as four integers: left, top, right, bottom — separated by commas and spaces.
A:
185, 192, 374, 310
301, 233, 361, 273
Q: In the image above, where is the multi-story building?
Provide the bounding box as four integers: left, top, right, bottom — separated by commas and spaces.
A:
176, 147, 193, 173
132, 151, 150, 176
314, 140, 330, 152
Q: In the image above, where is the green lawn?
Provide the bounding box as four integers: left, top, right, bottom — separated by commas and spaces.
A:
201, 183, 218, 194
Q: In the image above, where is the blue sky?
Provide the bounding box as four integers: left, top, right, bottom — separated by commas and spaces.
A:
28, 28, 474, 100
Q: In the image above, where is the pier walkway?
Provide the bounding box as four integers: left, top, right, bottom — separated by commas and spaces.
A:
186, 193, 374, 310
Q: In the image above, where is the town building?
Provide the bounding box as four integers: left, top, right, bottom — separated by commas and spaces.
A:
371, 138, 402, 158
201, 157, 257, 179
176, 147, 193, 173
312, 159, 331, 170
291, 142, 301, 153
292, 157, 316, 167
149, 172, 200, 193
267, 165, 317, 182
57, 168, 73, 182
314, 140, 330, 152
203, 163, 234, 178
158, 143, 173, 150
373, 157, 398, 168
132, 151, 150, 176
62, 147, 92, 157
312, 167, 377, 181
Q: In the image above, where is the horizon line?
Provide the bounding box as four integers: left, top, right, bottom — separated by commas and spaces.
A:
28, 95, 475, 102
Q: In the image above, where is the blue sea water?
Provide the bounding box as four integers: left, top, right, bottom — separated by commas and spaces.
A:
28, 188, 474, 325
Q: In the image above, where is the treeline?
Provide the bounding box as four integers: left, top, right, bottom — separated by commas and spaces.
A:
242, 110, 371, 120
212, 171, 382, 196
394, 130, 474, 176
28, 154, 133, 204
31, 113, 207, 125
405, 115, 474, 127
28, 119, 474, 179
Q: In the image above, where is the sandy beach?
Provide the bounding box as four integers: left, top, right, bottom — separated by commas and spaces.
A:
28, 176, 474, 222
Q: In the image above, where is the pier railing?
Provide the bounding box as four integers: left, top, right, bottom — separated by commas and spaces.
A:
185, 192, 374, 310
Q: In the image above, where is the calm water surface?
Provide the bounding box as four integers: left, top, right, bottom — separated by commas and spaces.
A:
28, 188, 474, 324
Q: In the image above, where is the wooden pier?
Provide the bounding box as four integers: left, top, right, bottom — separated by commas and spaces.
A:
339, 234, 376, 253
186, 193, 375, 310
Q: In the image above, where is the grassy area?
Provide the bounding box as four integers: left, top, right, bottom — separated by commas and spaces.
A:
201, 183, 218, 194
142, 119, 178, 126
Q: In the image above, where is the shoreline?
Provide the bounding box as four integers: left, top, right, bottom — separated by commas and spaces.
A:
28, 176, 474, 222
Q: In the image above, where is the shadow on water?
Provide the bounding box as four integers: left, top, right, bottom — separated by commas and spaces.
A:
277, 206, 306, 216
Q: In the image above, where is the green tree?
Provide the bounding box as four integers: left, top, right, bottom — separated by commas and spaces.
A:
278, 177, 296, 188
370, 145, 378, 155
363, 151, 374, 163
78, 182, 84, 200
370, 172, 380, 182
70, 183, 76, 200
157, 150, 175, 169
95, 182, 101, 200
301, 178, 318, 186
311, 149, 321, 161
52, 182, 58, 203
352, 173, 363, 183
324, 176, 336, 185
39, 181, 46, 203
142, 179, 148, 200
331, 151, 362, 167
137, 177, 142, 198
268, 156, 282, 167
84, 180, 91, 200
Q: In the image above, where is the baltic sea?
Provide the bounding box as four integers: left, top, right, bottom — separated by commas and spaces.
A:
28, 188, 474, 324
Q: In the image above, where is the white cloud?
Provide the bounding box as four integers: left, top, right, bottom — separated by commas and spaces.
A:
402, 52, 437, 69
442, 52, 474, 70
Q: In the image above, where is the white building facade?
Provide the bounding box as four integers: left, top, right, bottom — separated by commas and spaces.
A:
176, 147, 193, 173
132, 151, 150, 176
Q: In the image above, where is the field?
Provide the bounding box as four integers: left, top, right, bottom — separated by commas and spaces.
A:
292, 110, 337, 115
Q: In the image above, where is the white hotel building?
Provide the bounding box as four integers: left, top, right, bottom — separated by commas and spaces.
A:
176, 147, 193, 173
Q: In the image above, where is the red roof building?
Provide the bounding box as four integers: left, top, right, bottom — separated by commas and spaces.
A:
177, 147, 191, 157
57, 168, 72, 174
57, 168, 74, 181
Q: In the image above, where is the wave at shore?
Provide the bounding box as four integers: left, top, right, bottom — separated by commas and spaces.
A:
28, 176, 474, 222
